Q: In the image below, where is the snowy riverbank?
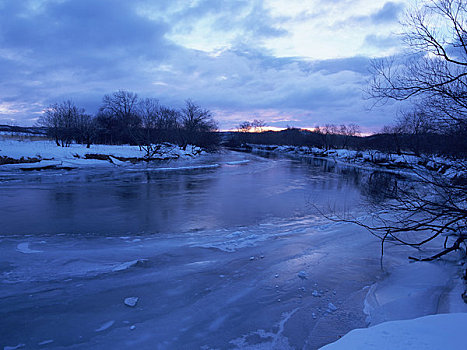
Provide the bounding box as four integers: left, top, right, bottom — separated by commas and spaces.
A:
322, 312, 467, 349
243, 143, 467, 349
0, 139, 207, 171
246, 144, 465, 180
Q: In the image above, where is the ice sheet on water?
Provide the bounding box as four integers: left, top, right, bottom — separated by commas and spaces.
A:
145, 163, 220, 172
2, 249, 150, 284
229, 308, 299, 350
224, 160, 250, 165
190, 215, 326, 252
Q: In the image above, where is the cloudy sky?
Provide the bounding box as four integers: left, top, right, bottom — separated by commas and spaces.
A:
0, 0, 412, 131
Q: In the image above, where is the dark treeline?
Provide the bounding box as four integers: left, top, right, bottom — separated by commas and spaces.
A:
228, 122, 363, 151
226, 122, 466, 158
37, 90, 220, 154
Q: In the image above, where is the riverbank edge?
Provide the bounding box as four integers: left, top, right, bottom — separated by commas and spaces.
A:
0, 138, 208, 170
235, 143, 466, 181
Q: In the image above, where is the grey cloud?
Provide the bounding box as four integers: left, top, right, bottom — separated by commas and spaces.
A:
346, 1, 405, 26
370, 2, 405, 23
0, 0, 175, 111
0, 0, 398, 131
364, 33, 401, 49
163, 0, 288, 40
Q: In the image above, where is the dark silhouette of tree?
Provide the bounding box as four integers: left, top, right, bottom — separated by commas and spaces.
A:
251, 119, 267, 132
37, 100, 90, 147
359, 0, 467, 279
179, 99, 218, 149
133, 97, 161, 157
40, 93, 220, 151
97, 90, 141, 144
237, 121, 252, 133
74, 113, 96, 148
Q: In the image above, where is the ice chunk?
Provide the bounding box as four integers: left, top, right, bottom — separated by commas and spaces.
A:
95, 320, 115, 332
327, 302, 338, 312
112, 259, 148, 272
124, 297, 139, 307
109, 156, 127, 166
4, 345, 25, 350
16, 242, 42, 254
38, 340, 54, 346
297, 270, 308, 279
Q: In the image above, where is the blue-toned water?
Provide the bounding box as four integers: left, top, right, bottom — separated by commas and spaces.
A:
0, 151, 389, 349
0, 151, 364, 235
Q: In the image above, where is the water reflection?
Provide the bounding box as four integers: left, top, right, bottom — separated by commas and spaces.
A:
0, 151, 397, 236
361, 171, 402, 204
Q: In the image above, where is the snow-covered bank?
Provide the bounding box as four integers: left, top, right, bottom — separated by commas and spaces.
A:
321, 313, 467, 350
363, 261, 467, 326
246, 144, 466, 180
0, 139, 206, 170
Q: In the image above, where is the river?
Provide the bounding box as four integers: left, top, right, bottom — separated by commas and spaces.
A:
0, 150, 391, 349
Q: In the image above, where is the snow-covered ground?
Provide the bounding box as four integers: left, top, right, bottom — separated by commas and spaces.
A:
321, 313, 467, 350
0, 139, 206, 170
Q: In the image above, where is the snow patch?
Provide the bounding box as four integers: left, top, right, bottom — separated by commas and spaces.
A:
321, 313, 467, 350
363, 262, 452, 325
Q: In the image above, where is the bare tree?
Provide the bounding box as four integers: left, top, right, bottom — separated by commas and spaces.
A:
251, 119, 267, 132
101, 90, 139, 119
134, 97, 161, 157
339, 123, 361, 149
158, 106, 180, 131
98, 90, 141, 144
361, 0, 467, 285
179, 99, 218, 148
237, 121, 252, 133
74, 113, 96, 148
37, 100, 86, 147
315, 124, 339, 150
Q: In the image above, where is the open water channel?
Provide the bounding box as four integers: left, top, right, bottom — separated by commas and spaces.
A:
0, 150, 393, 349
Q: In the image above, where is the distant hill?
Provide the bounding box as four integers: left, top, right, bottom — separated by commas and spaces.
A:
0, 124, 47, 135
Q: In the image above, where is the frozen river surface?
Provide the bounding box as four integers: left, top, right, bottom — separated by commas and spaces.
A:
0, 151, 390, 349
